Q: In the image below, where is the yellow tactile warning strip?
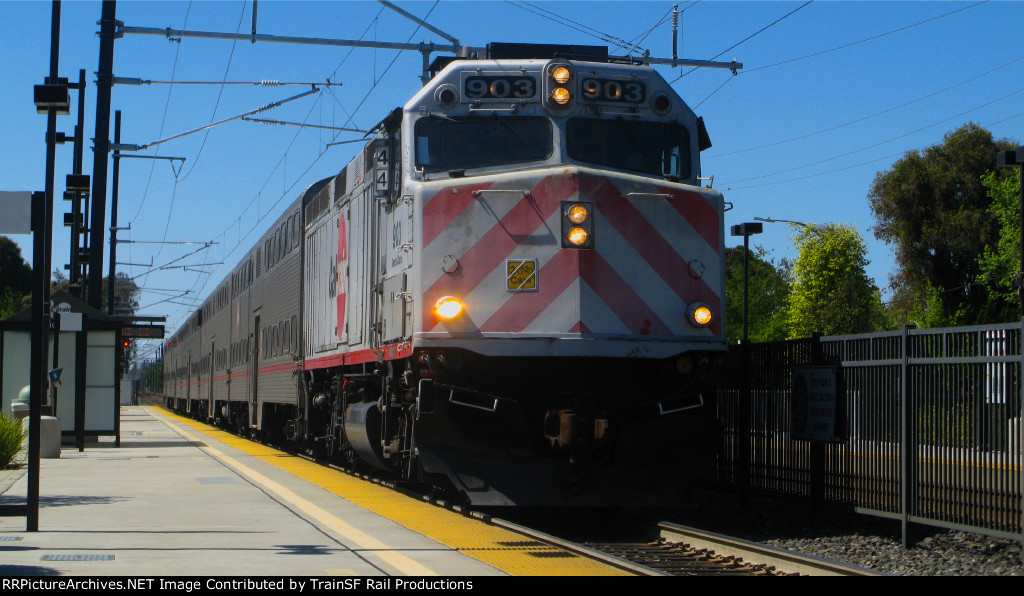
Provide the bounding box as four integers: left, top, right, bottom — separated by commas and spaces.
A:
152, 407, 628, 576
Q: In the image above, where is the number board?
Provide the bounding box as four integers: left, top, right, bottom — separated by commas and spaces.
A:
464, 76, 537, 101
506, 259, 538, 292
581, 78, 646, 103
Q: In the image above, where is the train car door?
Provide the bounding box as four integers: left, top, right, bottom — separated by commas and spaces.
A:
347, 199, 366, 348
208, 339, 215, 419
382, 194, 413, 343
186, 354, 192, 414
336, 209, 348, 344
249, 315, 260, 428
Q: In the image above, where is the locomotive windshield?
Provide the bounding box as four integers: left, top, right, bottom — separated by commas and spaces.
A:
415, 116, 552, 173
566, 118, 692, 179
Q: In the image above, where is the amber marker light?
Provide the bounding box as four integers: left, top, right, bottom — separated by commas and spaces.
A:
551, 66, 571, 84
551, 87, 571, 105
567, 204, 588, 224
567, 227, 589, 246
434, 296, 464, 320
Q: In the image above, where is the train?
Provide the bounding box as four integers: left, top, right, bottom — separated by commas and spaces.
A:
163, 43, 728, 506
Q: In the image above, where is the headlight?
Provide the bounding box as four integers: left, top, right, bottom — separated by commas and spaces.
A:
567, 204, 588, 224
567, 227, 589, 246
561, 201, 594, 249
434, 296, 464, 320
544, 61, 575, 111
687, 303, 713, 328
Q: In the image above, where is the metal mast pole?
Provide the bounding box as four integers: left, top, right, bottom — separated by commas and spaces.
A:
88, 0, 117, 308
28, 0, 63, 533
108, 110, 120, 315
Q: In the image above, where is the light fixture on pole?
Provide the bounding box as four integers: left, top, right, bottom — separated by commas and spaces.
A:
730, 222, 763, 342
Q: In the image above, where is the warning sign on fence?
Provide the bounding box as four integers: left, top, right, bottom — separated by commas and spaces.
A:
792, 365, 840, 443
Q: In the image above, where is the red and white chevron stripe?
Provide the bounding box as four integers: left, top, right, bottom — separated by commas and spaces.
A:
418, 169, 724, 341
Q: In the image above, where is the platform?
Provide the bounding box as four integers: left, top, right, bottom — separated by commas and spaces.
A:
0, 406, 629, 577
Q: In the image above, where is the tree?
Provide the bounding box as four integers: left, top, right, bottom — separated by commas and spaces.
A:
869, 123, 1018, 325
49, 270, 141, 316
0, 236, 32, 319
976, 167, 1022, 318
724, 246, 792, 343
136, 358, 164, 394
107, 273, 141, 316
786, 223, 886, 338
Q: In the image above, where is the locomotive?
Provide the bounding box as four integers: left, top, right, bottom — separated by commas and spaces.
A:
163, 43, 728, 506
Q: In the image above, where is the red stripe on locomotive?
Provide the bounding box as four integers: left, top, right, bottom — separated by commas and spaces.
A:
582, 173, 723, 336
423, 173, 578, 329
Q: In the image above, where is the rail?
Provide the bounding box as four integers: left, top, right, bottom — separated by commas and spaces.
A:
658, 522, 885, 576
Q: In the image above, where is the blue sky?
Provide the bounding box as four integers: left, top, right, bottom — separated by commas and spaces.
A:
2, 1, 1023, 358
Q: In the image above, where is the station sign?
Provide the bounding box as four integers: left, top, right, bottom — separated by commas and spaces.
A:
122, 325, 165, 339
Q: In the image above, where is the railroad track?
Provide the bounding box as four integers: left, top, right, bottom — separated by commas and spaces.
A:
155, 400, 888, 576
584, 540, 780, 575
633, 522, 886, 576
480, 516, 885, 576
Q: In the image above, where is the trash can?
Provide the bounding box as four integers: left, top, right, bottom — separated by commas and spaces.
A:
22, 416, 62, 459
14, 385, 61, 458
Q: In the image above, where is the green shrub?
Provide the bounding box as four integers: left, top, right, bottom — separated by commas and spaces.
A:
0, 410, 27, 469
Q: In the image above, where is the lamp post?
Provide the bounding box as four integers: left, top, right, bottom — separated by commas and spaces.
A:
995, 146, 1024, 316
994, 145, 1024, 556
730, 222, 763, 342
753, 215, 823, 235
729, 222, 761, 494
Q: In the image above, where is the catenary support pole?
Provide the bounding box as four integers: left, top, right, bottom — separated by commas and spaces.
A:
88, 0, 117, 308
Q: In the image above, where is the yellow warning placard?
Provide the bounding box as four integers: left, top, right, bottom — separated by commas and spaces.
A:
506, 260, 537, 291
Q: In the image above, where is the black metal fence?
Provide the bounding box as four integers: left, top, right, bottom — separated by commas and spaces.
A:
717, 322, 1024, 545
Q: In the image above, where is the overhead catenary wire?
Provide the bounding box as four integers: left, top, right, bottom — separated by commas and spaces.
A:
707, 54, 1024, 158
130, 243, 216, 281
620, 5, 674, 57
172, 0, 249, 187
200, 3, 389, 266
128, 0, 194, 224
163, 2, 442, 334
720, 85, 1024, 187
503, 0, 639, 54
721, 109, 1024, 192
150, 3, 390, 333
242, 117, 369, 134
114, 87, 321, 153
672, 0, 813, 83
114, 78, 341, 87
680, 1, 994, 119
742, 0, 990, 75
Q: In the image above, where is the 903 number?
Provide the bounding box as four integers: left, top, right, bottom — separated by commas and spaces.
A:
581, 78, 645, 103
465, 76, 537, 100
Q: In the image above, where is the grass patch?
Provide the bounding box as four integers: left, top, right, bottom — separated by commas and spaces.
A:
0, 410, 27, 469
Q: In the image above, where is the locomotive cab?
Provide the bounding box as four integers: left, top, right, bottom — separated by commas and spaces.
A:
406, 47, 707, 186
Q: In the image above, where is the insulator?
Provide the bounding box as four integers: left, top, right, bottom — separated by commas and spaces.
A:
257, 80, 282, 86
